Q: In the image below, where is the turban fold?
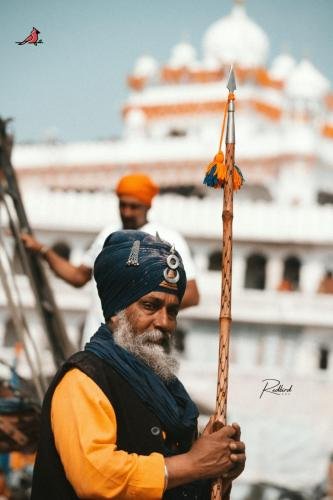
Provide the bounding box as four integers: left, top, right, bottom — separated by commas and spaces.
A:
115, 173, 159, 207
94, 230, 187, 320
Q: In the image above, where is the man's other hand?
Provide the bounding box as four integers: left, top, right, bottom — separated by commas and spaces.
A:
20, 233, 43, 253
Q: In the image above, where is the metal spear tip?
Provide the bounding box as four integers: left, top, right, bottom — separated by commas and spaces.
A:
227, 66, 236, 92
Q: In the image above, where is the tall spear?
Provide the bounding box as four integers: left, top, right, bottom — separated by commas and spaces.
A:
203, 67, 243, 500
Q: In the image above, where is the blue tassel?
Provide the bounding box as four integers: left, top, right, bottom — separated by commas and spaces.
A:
203, 166, 220, 188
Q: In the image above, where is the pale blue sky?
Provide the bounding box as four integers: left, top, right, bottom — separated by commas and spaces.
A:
1, 0, 332, 143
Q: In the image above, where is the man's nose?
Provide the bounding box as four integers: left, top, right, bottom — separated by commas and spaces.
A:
153, 308, 170, 332
121, 206, 135, 218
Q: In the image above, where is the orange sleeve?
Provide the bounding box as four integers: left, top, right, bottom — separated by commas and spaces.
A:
51, 368, 165, 499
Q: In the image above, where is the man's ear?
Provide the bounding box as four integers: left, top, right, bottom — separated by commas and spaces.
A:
108, 315, 119, 331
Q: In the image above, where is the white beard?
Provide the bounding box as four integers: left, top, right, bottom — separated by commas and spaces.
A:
112, 310, 179, 382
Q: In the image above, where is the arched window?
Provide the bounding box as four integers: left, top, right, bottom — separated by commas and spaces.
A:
168, 128, 187, 138
319, 346, 329, 370
245, 253, 267, 290
51, 241, 71, 261
318, 190, 333, 205
283, 256, 301, 290
208, 250, 222, 271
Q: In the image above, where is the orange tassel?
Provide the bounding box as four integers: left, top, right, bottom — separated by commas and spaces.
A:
214, 152, 227, 183
233, 164, 244, 191
203, 152, 227, 188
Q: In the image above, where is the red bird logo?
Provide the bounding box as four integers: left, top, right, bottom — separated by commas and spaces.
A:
16, 27, 43, 46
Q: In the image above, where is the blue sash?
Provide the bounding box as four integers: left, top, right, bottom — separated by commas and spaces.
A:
85, 324, 198, 446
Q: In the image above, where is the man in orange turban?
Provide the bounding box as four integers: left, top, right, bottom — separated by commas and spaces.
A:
115, 174, 160, 230
21, 173, 200, 346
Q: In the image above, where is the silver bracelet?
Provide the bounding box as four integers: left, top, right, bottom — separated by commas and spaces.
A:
39, 245, 49, 257
163, 463, 169, 492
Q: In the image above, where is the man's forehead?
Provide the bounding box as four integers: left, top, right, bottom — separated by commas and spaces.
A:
137, 291, 180, 305
119, 195, 146, 207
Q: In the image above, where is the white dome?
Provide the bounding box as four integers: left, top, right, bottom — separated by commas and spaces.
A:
286, 59, 330, 100
270, 54, 296, 80
133, 55, 158, 79
168, 42, 197, 68
203, 5, 269, 68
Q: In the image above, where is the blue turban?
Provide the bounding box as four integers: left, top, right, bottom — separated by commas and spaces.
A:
93, 230, 187, 320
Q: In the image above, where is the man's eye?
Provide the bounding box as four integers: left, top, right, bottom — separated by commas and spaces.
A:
143, 302, 156, 310
168, 308, 179, 318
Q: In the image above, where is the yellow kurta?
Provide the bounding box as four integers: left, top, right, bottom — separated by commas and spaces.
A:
51, 368, 165, 499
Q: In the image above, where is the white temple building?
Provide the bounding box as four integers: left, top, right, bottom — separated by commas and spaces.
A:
1, 2, 333, 496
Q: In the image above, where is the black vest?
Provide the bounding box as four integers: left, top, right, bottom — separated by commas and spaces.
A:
31, 351, 210, 499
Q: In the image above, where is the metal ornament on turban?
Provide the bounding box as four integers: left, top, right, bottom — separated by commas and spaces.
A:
93, 230, 187, 320
115, 173, 159, 207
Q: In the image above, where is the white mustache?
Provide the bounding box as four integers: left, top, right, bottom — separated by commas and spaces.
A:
138, 330, 168, 345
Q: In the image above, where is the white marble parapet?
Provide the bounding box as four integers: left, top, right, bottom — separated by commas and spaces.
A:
1, 273, 332, 329
3, 190, 333, 245
183, 272, 333, 328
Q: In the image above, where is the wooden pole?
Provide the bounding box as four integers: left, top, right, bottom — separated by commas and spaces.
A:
211, 71, 236, 499
217, 142, 234, 423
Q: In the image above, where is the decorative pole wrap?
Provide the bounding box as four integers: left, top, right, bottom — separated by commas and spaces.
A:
203, 67, 243, 500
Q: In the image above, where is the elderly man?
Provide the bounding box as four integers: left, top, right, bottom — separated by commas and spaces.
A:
31, 230, 245, 499
21, 173, 199, 345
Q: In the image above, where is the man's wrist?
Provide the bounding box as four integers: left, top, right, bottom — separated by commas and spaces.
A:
164, 453, 197, 490
163, 463, 169, 493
